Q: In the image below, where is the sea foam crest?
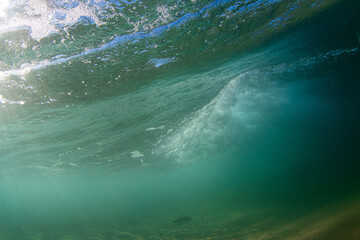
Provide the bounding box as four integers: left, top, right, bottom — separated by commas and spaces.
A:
158, 69, 280, 164
156, 47, 359, 164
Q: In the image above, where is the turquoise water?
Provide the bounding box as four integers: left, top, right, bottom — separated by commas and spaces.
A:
0, 0, 360, 239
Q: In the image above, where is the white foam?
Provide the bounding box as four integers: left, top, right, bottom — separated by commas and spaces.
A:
155, 66, 283, 163
69, 162, 79, 167
148, 58, 176, 68
139, 158, 150, 166
0, 0, 104, 41
130, 151, 144, 158
145, 125, 165, 131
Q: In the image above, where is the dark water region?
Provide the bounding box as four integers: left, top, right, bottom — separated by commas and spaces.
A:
0, 0, 360, 239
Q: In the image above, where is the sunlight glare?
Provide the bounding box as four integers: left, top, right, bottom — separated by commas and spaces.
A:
0, 0, 9, 18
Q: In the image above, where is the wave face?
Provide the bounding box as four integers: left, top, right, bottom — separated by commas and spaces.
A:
1, 0, 360, 239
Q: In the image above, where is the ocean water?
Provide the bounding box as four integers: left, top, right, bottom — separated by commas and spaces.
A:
0, 0, 360, 239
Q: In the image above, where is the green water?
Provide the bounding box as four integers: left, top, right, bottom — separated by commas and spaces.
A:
0, 0, 360, 239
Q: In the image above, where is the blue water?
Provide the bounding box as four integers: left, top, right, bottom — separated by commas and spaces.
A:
0, 0, 360, 239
